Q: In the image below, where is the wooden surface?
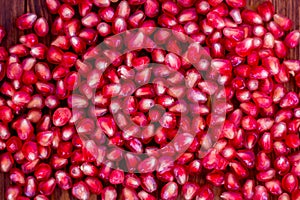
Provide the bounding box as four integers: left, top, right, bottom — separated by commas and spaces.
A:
0, 0, 299, 199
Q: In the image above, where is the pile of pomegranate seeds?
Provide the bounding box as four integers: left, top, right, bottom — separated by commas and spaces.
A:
1, 0, 300, 199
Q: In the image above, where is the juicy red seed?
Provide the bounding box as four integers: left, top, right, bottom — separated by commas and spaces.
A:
140, 174, 157, 193
257, 1, 275, 22
34, 163, 52, 181
52, 107, 71, 127
16, 13, 37, 30
6, 186, 21, 200
102, 186, 117, 200
94, 0, 110, 7
58, 4, 75, 20
256, 169, 276, 182
112, 17, 127, 34
9, 44, 29, 57
47, 45, 63, 64
109, 169, 124, 185
24, 176, 37, 197
46, 0, 60, 14
207, 12, 225, 30
274, 14, 293, 31
285, 30, 300, 48
160, 182, 178, 200
265, 180, 282, 196
282, 173, 298, 193
0, 106, 14, 122
255, 151, 271, 171
206, 170, 225, 186
241, 9, 263, 25
55, 170, 72, 191
38, 178, 56, 196
274, 156, 290, 175
34, 17, 49, 37
57, 142, 73, 158
226, 0, 246, 8
286, 133, 300, 148
22, 141, 38, 161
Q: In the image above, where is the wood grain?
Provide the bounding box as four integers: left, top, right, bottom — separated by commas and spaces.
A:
0, 0, 299, 199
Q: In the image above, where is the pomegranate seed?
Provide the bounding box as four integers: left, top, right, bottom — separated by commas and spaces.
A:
84, 177, 102, 195
34, 195, 49, 200
34, 163, 51, 181
16, 13, 37, 30
274, 14, 293, 31
21, 141, 38, 161
160, 182, 178, 200
0, 106, 14, 122
140, 173, 157, 193
121, 187, 139, 200
47, 45, 63, 64
224, 172, 240, 191
124, 174, 141, 189
55, 170, 73, 190
279, 193, 291, 200
274, 156, 290, 175
256, 151, 271, 171
241, 9, 263, 25
52, 107, 71, 127
265, 180, 283, 196
46, 0, 60, 13
220, 192, 243, 200
0, 152, 14, 173
206, 170, 225, 186
253, 185, 269, 199
112, 17, 127, 34
229, 160, 249, 178
285, 133, 300, 149
38, 178, 56, 196
235, 38, 254, 57
101, 186, 117, 200
138, 191, 156, 200
58, 4, 75, 20
242, 179, 255, 200
162, 1, 179, 15
19, 34, 38, 48
72, 181, 90, 199
172, 165, 187, 185
138, 156, 157, 173
282, 173, 298, 193
6, 186, 21, 200
70, 36, 86, 54
116, 0, 130, 19
24, 176, 37, 197
181, 182, 199, 200
207, 12, 225, 30
94, 0, 110, 7
34, 17, 49, 37
284, 30, 300, 48
109, 169, 124, 184
257, 1, 275, 22
196, 185, 214, 199
225, 0, 245, 8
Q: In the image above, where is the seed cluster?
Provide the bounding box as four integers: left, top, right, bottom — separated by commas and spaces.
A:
0, 0, 300, 199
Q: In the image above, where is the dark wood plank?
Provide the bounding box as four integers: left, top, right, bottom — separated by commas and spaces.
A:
0, 0, 25, 198
0, 0, 300, 199
0, 0, 25, 47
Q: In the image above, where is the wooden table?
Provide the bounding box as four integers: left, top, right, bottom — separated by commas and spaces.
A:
0, 0, 299, 199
